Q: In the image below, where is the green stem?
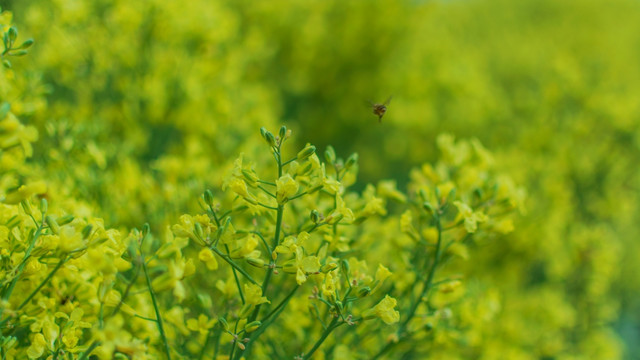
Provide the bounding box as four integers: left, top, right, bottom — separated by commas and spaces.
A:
281, 157, 297, 166
225, 244, 245, 304
371, 214, 444, 360
142, 255, 172, 360
210, 247, 259, 285
258, 202, 278, 210
258, 185, 276, 199
401, 214, 443, 329
288, 191, 308, 201
18, 256, 69, 310
240, 285, 298, 359
251, 231, 271, 254
260, 285, 299, 323
0, 217, 45, 320
257, 180, 276, 186
302, 318, 342, 359
110, 263, 141, 317
197, 329, 212, 360
212, 328, 221, 360
78, 341, 100, 360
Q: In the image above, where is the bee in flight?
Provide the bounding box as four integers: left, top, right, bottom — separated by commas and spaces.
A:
368, 96, 392, 122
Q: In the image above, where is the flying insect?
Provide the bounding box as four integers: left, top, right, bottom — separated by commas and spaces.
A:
368, 96, 392, 122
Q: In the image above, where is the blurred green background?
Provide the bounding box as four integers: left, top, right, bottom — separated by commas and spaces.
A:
3, 0, 640, 358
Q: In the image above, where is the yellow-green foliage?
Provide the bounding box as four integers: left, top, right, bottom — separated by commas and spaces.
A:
1, 0, 638, 359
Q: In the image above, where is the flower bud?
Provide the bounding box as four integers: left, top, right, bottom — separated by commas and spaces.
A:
321, 262, 338, 273
20, 200, 33, 217
265, 132, 276, 147
242, 169, 259, 187
81, 225, 93, 240
40, 198, 48, 214
324, 146, 336, 165
204, 190, 215, 207
439, 280, 462, 294
19, 39, 34, 49
296, 145, 316, 162
244, 321, 261, 333
345, 153, 358, 170
340, 259, 350, 274
356, 286, 371, 298
423, 202, 435, 215
142, 223, 151, 238
279, 125, 287, 139
310, 210, 321, 224
8, 27, 17, 43
260, 127, 276, 146
246, 257, 265, 268
57, 215, 75, 226
296, 161, 314, 176
194, 222, 205, 240
45, 216, 60, 235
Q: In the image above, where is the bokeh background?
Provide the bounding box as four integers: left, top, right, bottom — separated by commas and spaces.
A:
2, 0, 639, 358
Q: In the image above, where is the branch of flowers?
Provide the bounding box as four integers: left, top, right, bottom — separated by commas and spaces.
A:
0, 214, 45, 321
17, 255, 70, 310
371, 212, 444, 360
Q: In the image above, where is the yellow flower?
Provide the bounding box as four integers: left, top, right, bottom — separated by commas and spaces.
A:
453, 201, 488, 233
229, 178, 254, 201
26, 333, 46, 359
3, 180, 47, 204
276, 174, 299, 204
187, 314, 217, 335
244, 283, 269, 306
58, 226, 84, 253
375, 264, 392, 283
321, 272, 337, 301
198, 248, 218, 270
363, 295, 400, 325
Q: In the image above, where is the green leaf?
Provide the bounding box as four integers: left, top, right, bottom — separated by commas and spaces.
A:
7, 27, 17, 43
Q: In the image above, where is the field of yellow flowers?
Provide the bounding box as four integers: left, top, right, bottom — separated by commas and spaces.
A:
1, 0, 639, 359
